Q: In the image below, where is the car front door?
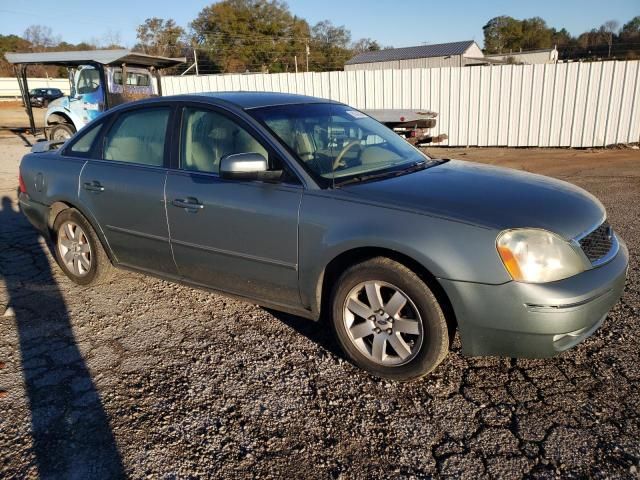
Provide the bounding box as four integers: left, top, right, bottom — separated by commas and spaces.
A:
165, 105, 302, 307
78, 105, 178, 276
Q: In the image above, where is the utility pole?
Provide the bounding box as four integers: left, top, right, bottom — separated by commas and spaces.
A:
294, 55, 298, 73
306, 43, 310, 72
194, 48, 199, 76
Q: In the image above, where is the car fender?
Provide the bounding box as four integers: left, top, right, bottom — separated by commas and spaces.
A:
298, 192, 510, 312
20, 153, 117, 262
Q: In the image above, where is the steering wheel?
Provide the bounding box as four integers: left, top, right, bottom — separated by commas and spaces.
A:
332, 140, 361, 171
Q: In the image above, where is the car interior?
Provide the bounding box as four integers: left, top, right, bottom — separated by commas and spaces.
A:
264, 114, 405, 176
182, 109, 269, 174
104, 109, 169, 167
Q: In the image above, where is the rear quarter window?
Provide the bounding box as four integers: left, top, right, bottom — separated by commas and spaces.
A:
65, 122, 104, 157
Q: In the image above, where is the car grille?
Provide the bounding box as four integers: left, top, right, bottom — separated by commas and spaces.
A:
579, 221, 613, 263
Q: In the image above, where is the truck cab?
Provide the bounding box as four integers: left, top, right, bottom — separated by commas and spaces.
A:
46, 65, 158, 140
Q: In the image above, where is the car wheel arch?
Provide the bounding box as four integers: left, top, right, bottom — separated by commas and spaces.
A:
316, 246, 458, 340
48, 200, 116, 264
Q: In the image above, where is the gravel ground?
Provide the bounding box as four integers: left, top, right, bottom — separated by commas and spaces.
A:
0, 133, 638, 479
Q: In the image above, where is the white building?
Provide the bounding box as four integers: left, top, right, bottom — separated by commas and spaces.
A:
485, 47, 559, 65
344, 41, 559, 71
344, 40, 485, 71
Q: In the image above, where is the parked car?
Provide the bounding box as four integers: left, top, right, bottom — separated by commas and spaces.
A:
18, 93, 628, 381
28, 87, 64, 108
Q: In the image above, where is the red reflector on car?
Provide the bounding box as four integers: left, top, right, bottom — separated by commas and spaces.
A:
18, 173, 27, 193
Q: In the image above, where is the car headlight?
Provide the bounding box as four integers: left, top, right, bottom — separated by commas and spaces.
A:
496, 229, 587, 283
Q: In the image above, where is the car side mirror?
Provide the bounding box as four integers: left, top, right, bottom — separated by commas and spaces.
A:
219, 153, 282, 182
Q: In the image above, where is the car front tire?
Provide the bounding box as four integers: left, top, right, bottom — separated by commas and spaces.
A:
331, 257, 450, 381
52, 208, 113, 286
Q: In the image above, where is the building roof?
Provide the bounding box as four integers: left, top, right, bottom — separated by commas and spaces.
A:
345, 40, 477, 65
4, 49, 185, 68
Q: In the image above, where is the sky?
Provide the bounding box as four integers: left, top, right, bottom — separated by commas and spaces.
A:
0, 0, 638, 49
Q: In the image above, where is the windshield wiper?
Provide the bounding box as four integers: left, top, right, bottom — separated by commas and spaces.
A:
335, 160, 431, 187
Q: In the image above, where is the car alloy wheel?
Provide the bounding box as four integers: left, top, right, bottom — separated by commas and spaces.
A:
57, 221, 92, 276
343, 280, 423, 366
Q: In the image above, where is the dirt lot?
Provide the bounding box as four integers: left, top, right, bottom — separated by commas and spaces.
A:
0, 129, 638, 478
0, 102, 46, 132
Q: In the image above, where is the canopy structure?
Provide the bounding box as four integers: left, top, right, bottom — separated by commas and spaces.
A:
5, 49, 185, 68
6, 50, 185, 135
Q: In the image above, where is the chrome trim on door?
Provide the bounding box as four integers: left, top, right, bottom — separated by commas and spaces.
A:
105, 224, 169, 242
170, 238, 298, 270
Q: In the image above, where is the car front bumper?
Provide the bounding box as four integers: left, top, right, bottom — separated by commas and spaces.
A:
439, 238, 629, 358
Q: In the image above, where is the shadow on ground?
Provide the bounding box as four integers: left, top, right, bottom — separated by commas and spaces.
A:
0, 196, 124, 478
265, 308, 345, 360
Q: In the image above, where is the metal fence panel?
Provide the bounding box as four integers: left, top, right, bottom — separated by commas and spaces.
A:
0, 77, 70, 97
160, 61, 640, 147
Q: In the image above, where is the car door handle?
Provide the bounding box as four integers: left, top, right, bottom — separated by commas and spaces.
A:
172, 198, 204, 211
83, 181, 104, 193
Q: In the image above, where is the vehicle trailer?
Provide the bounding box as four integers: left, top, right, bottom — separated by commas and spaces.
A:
363, 109, 447, 145
5, 49, 185, 140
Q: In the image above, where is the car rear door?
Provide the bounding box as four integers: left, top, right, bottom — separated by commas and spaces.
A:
165, 104, 302, 307
78, 104, 178, 276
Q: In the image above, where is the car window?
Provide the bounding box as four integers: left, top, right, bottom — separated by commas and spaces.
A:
250, 103, 428, 182
113, 71, 151, 87
67, 122, 103, 155
77, 68, 100, 95
180, 107, 269, 174
103, 108, 170, 167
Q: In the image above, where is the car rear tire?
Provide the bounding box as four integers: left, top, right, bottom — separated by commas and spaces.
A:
331, 257, 450, 381
52, 208, 113, 286
49, 123, 75, 141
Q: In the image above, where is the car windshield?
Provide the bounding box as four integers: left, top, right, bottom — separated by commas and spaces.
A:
249, 103, 433, 184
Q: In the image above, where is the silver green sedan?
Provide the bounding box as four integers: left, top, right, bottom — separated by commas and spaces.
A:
18, 92, 628, 380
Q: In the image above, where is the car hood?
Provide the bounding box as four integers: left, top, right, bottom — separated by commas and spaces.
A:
341, 159, 605, 239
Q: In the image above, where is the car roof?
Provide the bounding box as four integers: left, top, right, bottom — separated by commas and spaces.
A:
164, 91, 341, 110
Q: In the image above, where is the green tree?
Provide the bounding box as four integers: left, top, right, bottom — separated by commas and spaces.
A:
521, 17, 553, 49
550, 27, 573, 48
620, 16, 640, 39
135, 17, 185, 57
0, 34, 32, 76
620, 16, 640, 58
309, 20, 352, 70
484, 16, 558, 53
483, 16, 523, 53
190, 0, 310, 73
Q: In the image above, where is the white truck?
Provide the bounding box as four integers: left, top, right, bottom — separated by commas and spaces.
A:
6, 49, 185, 140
